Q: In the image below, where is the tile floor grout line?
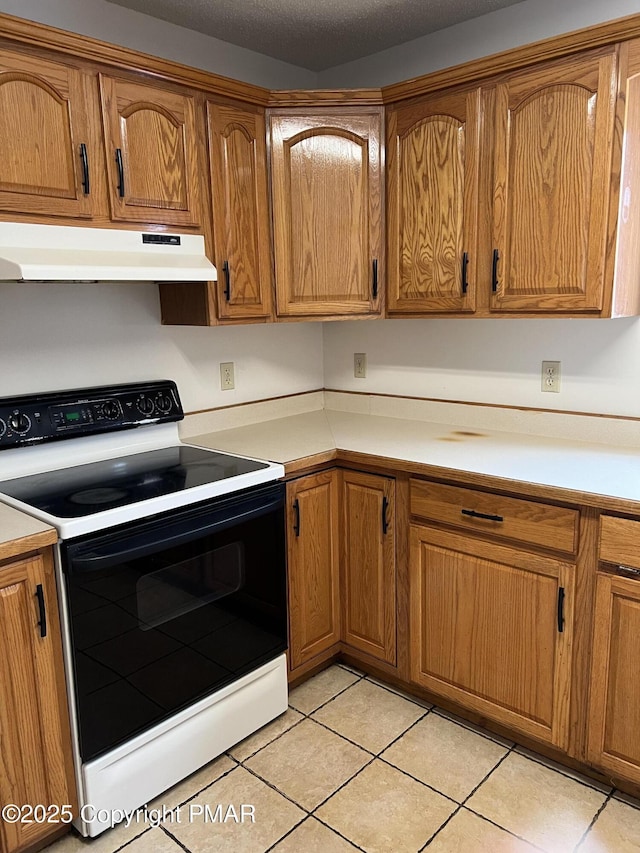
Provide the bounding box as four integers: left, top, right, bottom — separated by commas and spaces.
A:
261, 812, 309, 853
241, 761, 318, 814
511, 747, 614, 796
160, 757, 241, 815
572, 790, 614, 851
109, 827, 150, 852
308, 753, 379, 815
158, 824, 191, 853
458, 806, 549, 852
612, 788, 640, 812
376, 755, 460, 807
430, 705, 515, 749
363, 674, 434, 710
291, 671, 367, 717
312, 813, 369, 852
231, 713, 307, 763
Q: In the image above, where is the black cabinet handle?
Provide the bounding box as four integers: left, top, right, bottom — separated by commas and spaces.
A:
115, 148, 125, 198
382, 496, 390, 535
35, 584, 47, 638
557, 586, 565, 633
222, 261, 231, 301
492, 248, 500, 292
372, 259, 379, 299
461, 508, 504, 523
461, 251, 469, 294
79, 143, 90, 195
293, 499, 300, 537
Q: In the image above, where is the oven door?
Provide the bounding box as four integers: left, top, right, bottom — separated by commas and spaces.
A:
62, 482, 286, 762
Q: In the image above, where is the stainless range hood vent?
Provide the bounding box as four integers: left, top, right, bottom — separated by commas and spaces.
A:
0, 222, 217, 283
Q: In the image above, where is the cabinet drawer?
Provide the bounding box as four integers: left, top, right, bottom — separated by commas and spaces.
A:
410, 479, 578, 553
599, 515, 640, 569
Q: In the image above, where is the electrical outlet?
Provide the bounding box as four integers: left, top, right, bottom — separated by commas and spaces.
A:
220, 361, 235, 391
354, 353, 367, 379
541, 360, 561, 393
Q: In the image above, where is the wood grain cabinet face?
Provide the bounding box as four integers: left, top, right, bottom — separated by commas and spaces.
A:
0, 49, 95, 219
588, 571, 640, 784
341, 471, 396, 665
0, 550, 76, 853
286, 471, 340, 671
207, 101, 273, 320
490, 50, 618, 313
99, 75, 202, 226
387, 88, 481, 314
410, 525, 574, 749
270, 109, 383, 318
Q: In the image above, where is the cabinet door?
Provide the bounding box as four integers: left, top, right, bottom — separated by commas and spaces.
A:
207, 101, 273, 320
99, 75, 202, 226
0, 551, 76, 853
588, 572, 640, 784
387, 88, 480, 314
490, 50, 618, 312
287, 471, 340, 670
410, 526, 574, 748
0, 49, 94, 218
341, 471, 396, 664
270, 109, 383, 317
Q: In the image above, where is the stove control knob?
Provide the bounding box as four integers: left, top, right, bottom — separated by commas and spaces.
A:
0, 418, 5, 438
8, 412, 31, 434
136, 396, 155, 416
155, 394, 173, 415
102, 401, 121, 420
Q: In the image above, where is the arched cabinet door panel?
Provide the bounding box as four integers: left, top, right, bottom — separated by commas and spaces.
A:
207, 101, 273, 320
99, 75, 202, 226
490, 50, 618, 313
387, 87, 481, 314
0, 49, 95, 218
270, 109, 383, 318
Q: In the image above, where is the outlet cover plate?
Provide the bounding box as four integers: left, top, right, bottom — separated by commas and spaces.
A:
220, 361, 235, 391
541, 360, 561, 393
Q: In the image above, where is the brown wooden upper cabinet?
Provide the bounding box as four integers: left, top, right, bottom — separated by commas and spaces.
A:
490, 50, 618, 313
99, 75, 202, 226
386, 87, 481, 314
269, 108, 384, 318
0, 49, 96, 219
207, 100, 273, 320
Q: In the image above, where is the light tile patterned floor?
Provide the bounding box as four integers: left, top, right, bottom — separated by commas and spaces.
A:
46, 665, 640, 853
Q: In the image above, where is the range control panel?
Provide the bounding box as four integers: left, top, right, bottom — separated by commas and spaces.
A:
0, 381, 183, 449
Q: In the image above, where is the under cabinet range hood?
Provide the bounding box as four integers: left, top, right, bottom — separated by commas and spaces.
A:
0, 222, 217, 283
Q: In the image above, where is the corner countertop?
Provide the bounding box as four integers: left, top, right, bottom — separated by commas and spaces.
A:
0, 502, 57, 562
185, 407, 640, 508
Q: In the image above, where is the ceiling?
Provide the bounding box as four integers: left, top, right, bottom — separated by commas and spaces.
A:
105, 0, 526, 71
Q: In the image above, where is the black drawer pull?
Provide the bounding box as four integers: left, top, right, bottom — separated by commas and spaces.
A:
293, 499, 300, 537
461, 251, 469, 294
492, 248, 500, 292
79, 143, 90, 195
461, 508, 504, 523
557, 586, 565, 633
372, 259, 379, 299
382, 496, 390, 535
35, 584, 47, 638
222, 261, 231, 301
115, 148, 125, 198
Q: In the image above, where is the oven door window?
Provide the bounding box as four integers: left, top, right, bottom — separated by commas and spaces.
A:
63, 485, 286, 761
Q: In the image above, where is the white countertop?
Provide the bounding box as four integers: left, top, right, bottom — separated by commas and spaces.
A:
0, 502, 57, 561
188, 407, 640, 505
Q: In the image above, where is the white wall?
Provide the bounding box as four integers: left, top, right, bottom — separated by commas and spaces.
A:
0, 0, 315, 89
0, 284, 324, 413
323, 318, 640, 418
318, 0, 640, 87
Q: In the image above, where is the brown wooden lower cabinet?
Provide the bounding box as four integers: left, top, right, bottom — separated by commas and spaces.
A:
286, 470, 340, 671
341, 470, 396, 665
588, 571, 640, 784
409, 524, 575, 749
0, 548, 76, 853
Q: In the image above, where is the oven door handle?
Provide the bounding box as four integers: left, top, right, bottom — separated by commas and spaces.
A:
66, 490, 283, 572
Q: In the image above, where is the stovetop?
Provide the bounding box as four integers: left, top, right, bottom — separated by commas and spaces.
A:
0, 445, 269, 519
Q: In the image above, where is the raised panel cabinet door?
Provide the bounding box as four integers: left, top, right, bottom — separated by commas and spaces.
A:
341, 471, 396, 664
490, 50, 618, 312
0, 551, 76, 853
207, 101, 273, 320
287, 471, 340, 670
0, 49, 94, 218
588, 572, 640, 784
409, 526, 574, 748
387, 87, 481, 314
270, 109, 383, 317
99, 75, 202, 226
